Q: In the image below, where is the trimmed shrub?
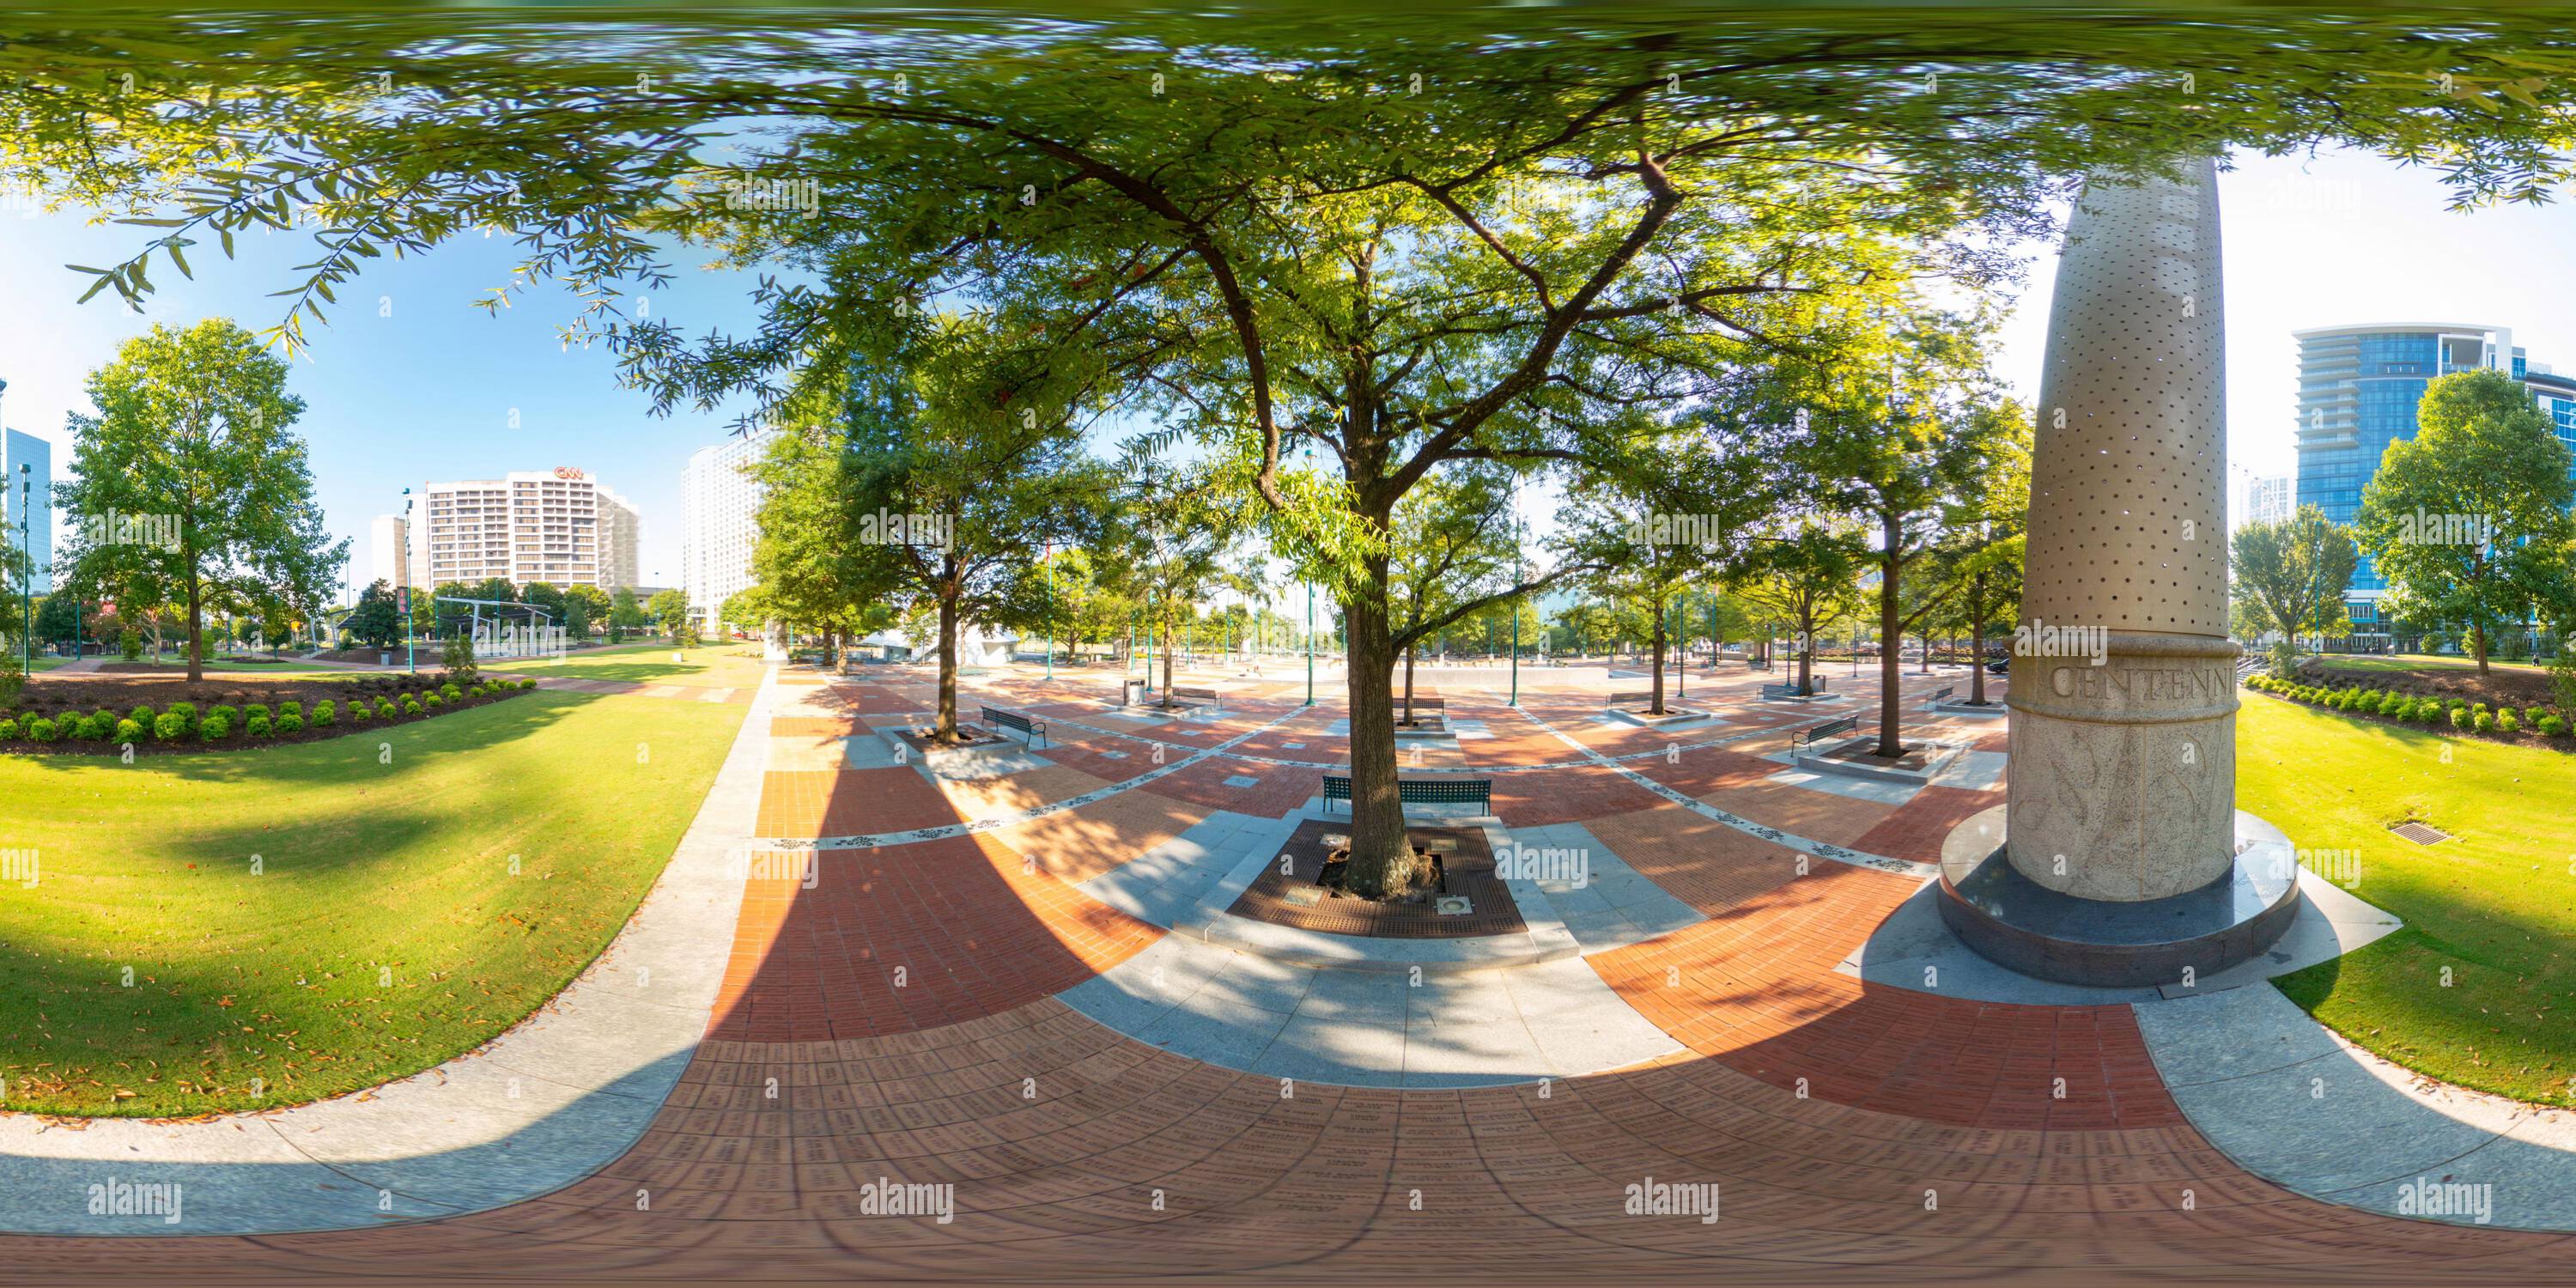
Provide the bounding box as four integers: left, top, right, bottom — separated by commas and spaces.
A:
2543, 714, 2571, 738
2527, 706, 2549, 727
245, 703, 271, 722
246, 714, 272, 738
378, 698, 399, 718
129, 705, 155, 726
76, 714, 113, 741
423, 693, 446, 709
167, 701, 197, 723
153, 713, 186, 741
2474, 710, 2497, 734
350, 703, 373, 723
27, 718, 58, 744
2449, 706, 2471, 730
275, 714, 305, 734
402, 699, 423, 716
519, 678, 537, 690
0, 719, 17, 740
2498, 710, 2521, 734
314, 700, 337, 726
439, 682, 462, 702
279, 701, 303, 719
199, 715, 230, 742
114, 718, 145, 744
210, 704, 241, 728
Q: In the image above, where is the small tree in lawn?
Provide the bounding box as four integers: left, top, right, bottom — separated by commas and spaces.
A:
349, 580, 403, 648
2231, 505, 2358, 678
441, 628, 477, 684
607, 587, 646, 642
645, 589, 695, 644
2356, 369, 2574, 677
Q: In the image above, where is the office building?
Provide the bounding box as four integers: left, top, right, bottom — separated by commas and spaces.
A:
413, 468, 642, 592
3, 425, 50, 594
2232, 471, 2291, 532
681, 428, 775, 628
369, 513, 409, 590
2293, 322, 2576, 630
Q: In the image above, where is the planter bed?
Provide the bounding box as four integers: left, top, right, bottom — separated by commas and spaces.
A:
0, 673, 542, 756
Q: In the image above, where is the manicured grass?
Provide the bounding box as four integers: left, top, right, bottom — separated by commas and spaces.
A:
2317, 653, 2549, 676
0, 683, 747, 1116
2240, 693, 2576, 1106
510, 640, 766, 687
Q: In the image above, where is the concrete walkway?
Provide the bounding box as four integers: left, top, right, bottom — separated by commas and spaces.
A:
0, 667, 778, 1235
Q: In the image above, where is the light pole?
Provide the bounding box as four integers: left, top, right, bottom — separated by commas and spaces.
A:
1042, 542, 1054, 681
1674, 597, 1686, 699
17, 463, 29, 676
1303, 577, 1315, 706
399, 487, 416, 674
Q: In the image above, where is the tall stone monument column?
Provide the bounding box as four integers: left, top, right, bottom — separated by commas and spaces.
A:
1938, 157, 2300, 987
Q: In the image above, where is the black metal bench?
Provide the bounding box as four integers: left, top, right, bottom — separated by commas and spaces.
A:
1927, 685, 1955, 705
1792, 714, 1861, 750
1169, 685, 1221, 710
1321, 774, 1492, 813
979, 705, 1048, 748
1391, 695, 1445, 711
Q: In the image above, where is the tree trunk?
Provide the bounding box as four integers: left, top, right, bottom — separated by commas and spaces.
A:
1160, 609, 1178, 707
1649, 596, 1667, 715
934, 586, 960, 742
1875, 526, 1904, 758
1401, 644, 1417, 725
1969, 569, 1990, 707
1338, 575, 1418, 900
2473, 622, 2491, 675
1796, 617, 1814, 696
185, 570, 204, 683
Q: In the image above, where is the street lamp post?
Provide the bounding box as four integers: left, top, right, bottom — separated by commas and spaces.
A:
399, 487, 416, 674
1042, 543, 1054, 681
17, 464, 29, 677
1303, 577, 1314, 706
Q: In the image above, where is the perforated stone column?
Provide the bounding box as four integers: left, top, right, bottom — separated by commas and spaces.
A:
2007, 157, 2239, 902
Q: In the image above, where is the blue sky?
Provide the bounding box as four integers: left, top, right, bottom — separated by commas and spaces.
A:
4, 143, 2574, 599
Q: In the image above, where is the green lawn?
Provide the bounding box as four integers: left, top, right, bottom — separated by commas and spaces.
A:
0, 684, 747, 1116
2315, 653, 2550, 676
504, 640, 767, 687
2240, 694, 2576, 1106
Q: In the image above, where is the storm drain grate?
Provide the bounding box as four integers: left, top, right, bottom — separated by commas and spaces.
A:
2389, 821, 2453, 845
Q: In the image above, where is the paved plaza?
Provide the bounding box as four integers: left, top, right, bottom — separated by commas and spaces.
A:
3, 658, 2573, 1279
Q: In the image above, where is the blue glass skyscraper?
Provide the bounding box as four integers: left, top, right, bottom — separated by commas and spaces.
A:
2292, 322, 2576, 636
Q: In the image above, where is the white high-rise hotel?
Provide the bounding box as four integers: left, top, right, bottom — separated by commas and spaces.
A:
681, 428, 775, 629
403, 468, 641, 592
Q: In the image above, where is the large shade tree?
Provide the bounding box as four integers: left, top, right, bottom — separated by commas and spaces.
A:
2356, 370, 2576, 675
14, 10, 2576, 890
51, 319, 347, 683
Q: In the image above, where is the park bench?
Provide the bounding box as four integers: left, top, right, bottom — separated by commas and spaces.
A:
1392, 695, 1445, 716
1169, 685, 1221, 710
1791, 714, 1862, 750
979, 705, 1048, 748
1605, 689, 1656, 708
1321, 774, 1493, 814
1927, 684, 1955, 705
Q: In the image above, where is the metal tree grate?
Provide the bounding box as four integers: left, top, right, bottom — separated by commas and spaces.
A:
2389, 821, 2453, 845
